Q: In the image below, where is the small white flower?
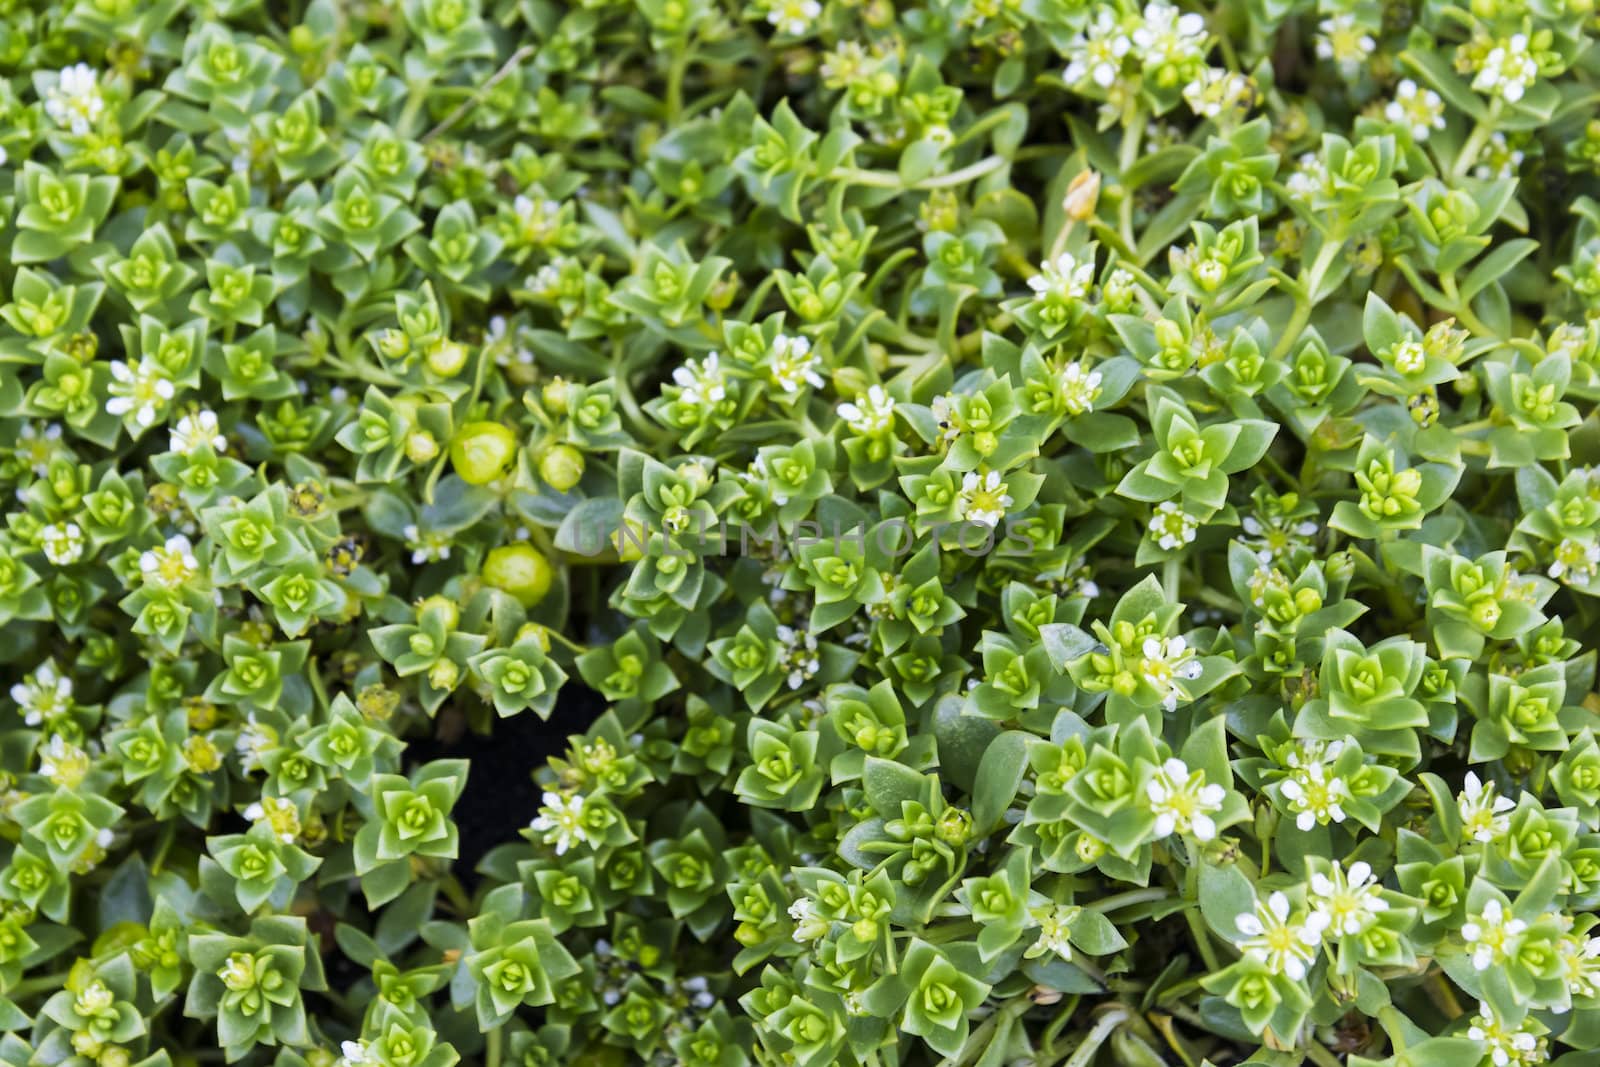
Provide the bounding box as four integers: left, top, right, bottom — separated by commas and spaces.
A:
837, 385, 896, 435
1059, 362, 1103, 416
1027, 252, 1094, 303
1389, 339, 1427, 375
106, 358, 177, 428
766, 0, 822, 37
1148, 501, 1199, 552
338, 1039, 374, 1067
1145, 757, 1226, 841
1139, 636, 1203, 712
170, 410, 228, 455
1063, 9, 1132, 89
1560, 932, 1600, 999
1182, 68, 1252, 119
1279, 755, 1352, 832
1235, 891, 1323, 980
671, 351, 729, 410
1307, 860, 1389, 938
44, 63, 106, 135
37, 734, 89, 787
1133, 1, 1208, 77
775, 624, 822, 690
767, 334, 824, 395
530, 790, 593, 855
511, 194, 564, 244
1467, 1000, 1549, 1067
139, 535, 201, 589
1474, 132, 1525, 181
1458, 771, 1516, 843
402, 524, 452, 565
39, 522, 86, 566
788, 898, 829, 941
1384, 79, 1446, 142
1471, 35, 1540, 105
1461, 899, 1528, 972
1315, 15, 1376, 76
1028, 903, 1081, 961
959, 470, 1013, 528
1284, 152, 1329, 202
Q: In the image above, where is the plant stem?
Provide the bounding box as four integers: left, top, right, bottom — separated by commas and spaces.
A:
1086, 886, 1173, 913
487, 1024, 502, 1067
1162, 557, 1181, 601
423, 46, 536, 142
1063, 1006, 1130, 1067
1448, 101, 1503, 181
1268, 231, 1344, 362
1117, 103, 1146, 251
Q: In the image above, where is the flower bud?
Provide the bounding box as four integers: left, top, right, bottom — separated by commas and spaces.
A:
417, 594, 460, 631
542, 378, 571, 414
539, 444, 585, 492
428, 658, 461, 691
1064, 169, 1101, 221
426, 339, 469, 378
404, 430, 439, 464
449, 421, 519, 485
482, 543, 554, 608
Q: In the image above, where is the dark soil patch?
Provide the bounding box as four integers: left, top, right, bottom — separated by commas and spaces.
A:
408, 681, 606, 883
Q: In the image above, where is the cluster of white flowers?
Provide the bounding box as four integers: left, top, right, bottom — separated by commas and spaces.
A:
401, 523, 452, 564
139, 534, 201, 589
106, 358, 177, 428
39, 521, 87, 566
37, 734, 91, 787
1145, 757, 1225, 840
837, 385, 896, 436
764, 335, 824, 396
338, 1039, 373, 1067
1240, 512, 1320, 566
788, 897, 831, 942
1061, 2, 1207, 92
1468, 1001, 1549, 1067
1059, 362, 1103, 416
1147, 501, 1198, 551
244, 796, 302, 844
1138, 635, 1202, 711
1278, 740, 1352, 831
1383, 79, 1446, 142
169, 410, 227, 455
1475, 131, 1527, 181
1235, 890, 1326, 980
1471, 35, 1540, 105
775, 623, 822, 689
1458, 770, 1517, 843
766, 0, 822, 37
1283, 152, 1330, 205
1462, 899, 1528, 972
1307, 859, 1389, 938
1314, 14, 1377, 78
529, 790, 594, 855
235, 713, 278, 774
43, 63, 106, 135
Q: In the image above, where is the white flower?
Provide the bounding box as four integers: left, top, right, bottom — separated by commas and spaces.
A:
767, 334, 823, 395
11, 661, 73, 726
1467, 1001, 1549, 1067
1284, 152, 1329, 203
775, 624, 821, 690
837, 385, 896, 435
1139, 636, 1203, 712
766, 0, 822, 37
788, 897, 829, 941
139, 535, 200, 589
1063, 9, 1132, 89
1148, 501, 1199, 552
1315, 15, 1376, 76
1133, 2, 1208, 77
1307, 860, 1389, 938
1472, 35, 1540, 105
37, 734, 89, 787
1027, 253, 1094, 303
169, 410, 227, 455
1458, 771, 1516, 843
235, 714, 277, 773
1461, 899, 1528, 972
39, 521, 86, 566
671, 352, 729, 410
1145, 757, 1226, 841
1060, 362, 1103, 415
106, 358, 177, 428
1474, 131, 1525, 181
1183, 68, 1252, 119
1560, 932, 1600, 1000
511, 194, 563, 244
1235, 891, 1324, 980
959, 470, 1013, 527
1389, 339, 1427, 375
1279, 757, 1351, 832
74, 980, 114, 1017
338, 1040, 374, 1067
530, 790, 593, 855
402, 523, 452, 565
1384, 79, 1445, 142
1029, 903, 1081, 961
44, 64, 106, 135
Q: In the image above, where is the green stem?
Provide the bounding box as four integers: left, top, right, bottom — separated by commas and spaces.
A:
1062, 1006, 1130, 1067
1439, 271, 1498, 339
1086, 886, 1173, 913
1448, 100, 1503, 181
1303, 1042, 1343, 1067
1183, 839, 1223, 974
1117, 104, 1146, 252
1268, 232, 1344, 362
835, 155, 1007, 192
487, 1024, 502, 1067
5, 971, 70, 1000
664, 44, 692, 124
1162, 557, 1180, 601
423, 45, 536, 142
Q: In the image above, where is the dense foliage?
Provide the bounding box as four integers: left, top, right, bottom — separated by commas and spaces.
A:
3, 0, 1600, 1065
